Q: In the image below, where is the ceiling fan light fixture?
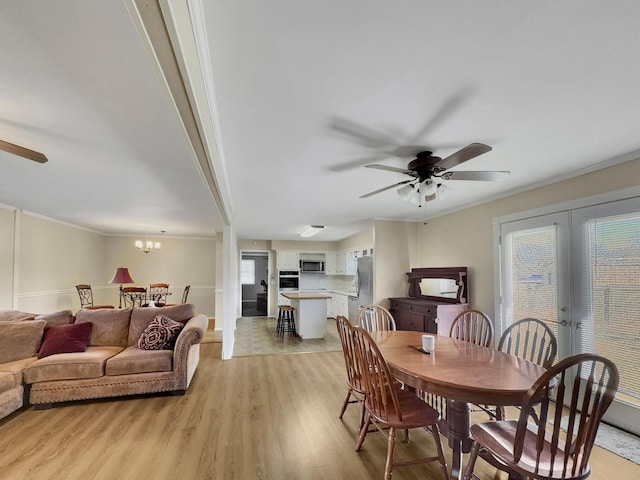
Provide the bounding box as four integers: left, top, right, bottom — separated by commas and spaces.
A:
300, 225, 324, 237
419, 179, 438, 196
409, 190, 423, 207
436, 183, 451, 200
397, 183, 415, 201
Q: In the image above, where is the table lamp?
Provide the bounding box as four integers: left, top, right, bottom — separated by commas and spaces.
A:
110, 267, 135, 308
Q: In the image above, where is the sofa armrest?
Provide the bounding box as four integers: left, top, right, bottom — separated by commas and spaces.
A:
172, 314, 208, 374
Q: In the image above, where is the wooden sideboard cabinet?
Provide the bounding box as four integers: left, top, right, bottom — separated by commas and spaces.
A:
389, 298, 468, 335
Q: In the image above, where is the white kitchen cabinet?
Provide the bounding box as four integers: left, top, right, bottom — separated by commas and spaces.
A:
335, 251, 347, 275
325, 251, 338, 275
277, 251, 300, 270
330, 293, 349, 318
345, 250, 357, 275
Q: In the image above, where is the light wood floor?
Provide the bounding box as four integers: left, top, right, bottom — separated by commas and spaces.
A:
1, 343, 638, 479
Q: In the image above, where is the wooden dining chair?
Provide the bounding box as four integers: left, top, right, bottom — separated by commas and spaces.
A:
121, 287, 147, 308
148, 283, 170, 306
356, 304, 396, 332
352, 326, 449, 480
75, 284, 114, 309
449, 309, 494, 347
336, 315, 367, 432
164, 285, 191, 307
449, 309, 495, 419
463, 353, 619, 480
181, 285, 191, 304
493, 317, 559, 421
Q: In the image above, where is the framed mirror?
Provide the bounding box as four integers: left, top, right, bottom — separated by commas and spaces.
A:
406, 267, 468, 304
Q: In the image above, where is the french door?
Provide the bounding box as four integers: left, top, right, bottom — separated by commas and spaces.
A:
499, 197, 640, 434
499, 212, 572, 360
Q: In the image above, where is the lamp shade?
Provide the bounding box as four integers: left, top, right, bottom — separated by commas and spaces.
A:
419, 179, 438, 196
397, 183, 415, 201
110, 267, 134, 284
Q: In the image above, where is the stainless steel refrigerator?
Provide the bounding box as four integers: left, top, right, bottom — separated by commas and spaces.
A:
356, 255, 373, 305
348, 256, 374, 323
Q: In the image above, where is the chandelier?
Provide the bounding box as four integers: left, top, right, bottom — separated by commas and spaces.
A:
135, 240, 161, 254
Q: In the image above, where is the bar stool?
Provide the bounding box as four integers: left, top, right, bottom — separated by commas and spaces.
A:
277, 305, 296, 336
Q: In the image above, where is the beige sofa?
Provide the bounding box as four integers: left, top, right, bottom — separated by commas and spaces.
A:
0, 304, 207, 416
0, 309, 73, 419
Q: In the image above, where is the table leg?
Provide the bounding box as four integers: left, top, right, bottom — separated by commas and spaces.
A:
446, 399, 470, 480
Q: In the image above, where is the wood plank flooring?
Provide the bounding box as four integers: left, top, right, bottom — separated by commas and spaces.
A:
1, 343, 638, 479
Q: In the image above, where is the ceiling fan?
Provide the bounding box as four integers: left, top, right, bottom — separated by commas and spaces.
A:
360, 143, 509, 206
0, 139, 48, 163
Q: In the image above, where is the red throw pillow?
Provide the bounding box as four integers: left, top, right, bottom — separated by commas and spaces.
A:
38, 322, 93, 359
137, 315, 183, 350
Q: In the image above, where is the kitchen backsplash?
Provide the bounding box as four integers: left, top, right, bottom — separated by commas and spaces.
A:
299, 273, 354, 292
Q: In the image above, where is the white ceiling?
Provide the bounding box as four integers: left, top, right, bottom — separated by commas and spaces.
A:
3, 1, 640, 242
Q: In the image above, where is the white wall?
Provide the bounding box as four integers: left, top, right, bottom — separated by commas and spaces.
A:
104, 235, 216, 316
0, 208, 216, 317
372, 220, 419, 307
0, 207, 16, 307
17, 213, 105, 312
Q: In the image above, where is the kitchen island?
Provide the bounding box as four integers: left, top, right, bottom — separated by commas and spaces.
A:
280, 292, 331, 339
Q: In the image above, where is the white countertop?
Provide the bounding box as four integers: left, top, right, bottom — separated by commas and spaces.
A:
298, 289, 356, 296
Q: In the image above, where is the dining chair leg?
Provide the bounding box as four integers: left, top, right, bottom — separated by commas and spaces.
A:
385, 426, 396, 480
359, 401, 366, 431
462, 441, 481, 480
339, 388, 354, 419
355, 414, 371, 451
429, 422, 450, 480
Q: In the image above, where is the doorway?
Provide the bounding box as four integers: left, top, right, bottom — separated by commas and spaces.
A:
498, 196, 640, 435
241, 251, 269, 317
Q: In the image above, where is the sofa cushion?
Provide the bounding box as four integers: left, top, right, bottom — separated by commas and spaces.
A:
137, 315, 183, 350
0, 371, 17, 392
105, 346, 173, 376
38, 322, 93, 359
75, 308, 132, 347
0, 357, 39, 385
128, 304, 195, 346
0, 320, 46, 364
35, 309, 74, 328
0, 310, 36, 322
23, 346, 123, 384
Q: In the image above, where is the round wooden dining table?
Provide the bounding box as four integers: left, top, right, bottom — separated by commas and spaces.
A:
369, 330, 547, 480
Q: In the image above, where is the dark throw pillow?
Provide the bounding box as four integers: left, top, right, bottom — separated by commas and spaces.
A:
136, 315, 183, 351
38, 322, 93, 359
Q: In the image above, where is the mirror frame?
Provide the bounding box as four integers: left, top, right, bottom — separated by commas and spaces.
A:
406, 267, 468, 304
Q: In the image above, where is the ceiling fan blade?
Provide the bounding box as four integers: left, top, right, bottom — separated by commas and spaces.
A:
328, 154, 390, 172
408, 89, 473, 144
360, 180, 413, 198
0, 140, 48, 163
437, 143, 491, 170
329, 117, 399, 149
444, 170, 510, 181
365, 164, 416, 175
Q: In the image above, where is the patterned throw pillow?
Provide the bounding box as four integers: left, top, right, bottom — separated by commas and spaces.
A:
136, 315, 183, 350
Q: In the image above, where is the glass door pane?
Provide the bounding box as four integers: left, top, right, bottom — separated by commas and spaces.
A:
500, 212, 571, 360
572, 198, 640, 433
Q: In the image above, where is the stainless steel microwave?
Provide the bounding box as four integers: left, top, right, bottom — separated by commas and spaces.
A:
300, 260, 325, 273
